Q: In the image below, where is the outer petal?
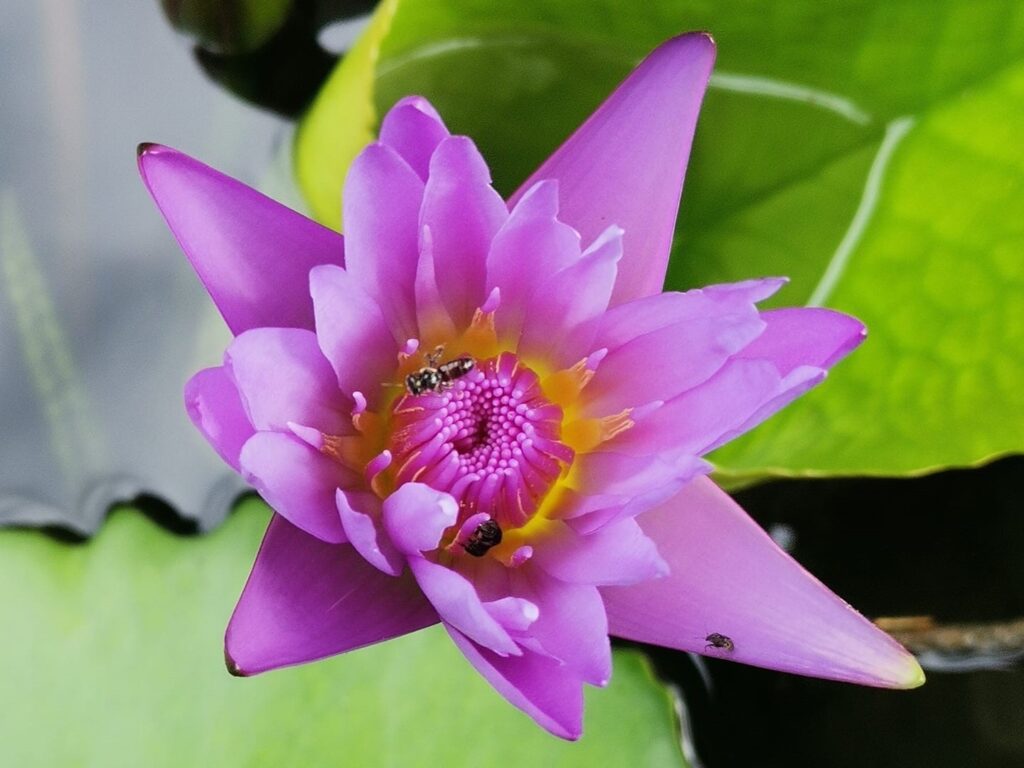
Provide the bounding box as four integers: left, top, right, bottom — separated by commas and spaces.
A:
560, 451, 712, 533
509, 33, 716, 305
337, 489, 404, 577
343, 142, 424, 340
582, 280, 778, 415
446, 624, 584, 740
382, 483, 459, 555
420, 136, 508, 328
239, 431, 352, 543
532, 518, 668, 586
408, 556, 520, 656
184, 366, 254, 471
379, 96, 451, 181
137, 144, 343, 334
486, 181, 581, 343
310, 264, 398, 407
517, 226, 622, 368
737, 307, 867, 373
225, 328, 348, 435
226, 515, 437, 676
601, 478, 925, 688
511, 568, 612, 686
592, 278, 785, 351
608, 306, 866, 456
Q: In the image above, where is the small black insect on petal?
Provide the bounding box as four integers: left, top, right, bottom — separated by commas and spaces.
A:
463, 518, 503, 557
705, 632, 734, 652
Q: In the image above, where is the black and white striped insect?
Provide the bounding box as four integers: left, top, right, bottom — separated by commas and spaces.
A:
405, 347, 475, 396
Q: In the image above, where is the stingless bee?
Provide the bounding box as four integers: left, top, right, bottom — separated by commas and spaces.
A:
404, 346, 474, 395
463, 518, 503, 557
705, 632, 735, 652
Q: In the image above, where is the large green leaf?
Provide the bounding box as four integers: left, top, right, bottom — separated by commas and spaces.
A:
0, 499, 686, 767
295, 0, 1024, 478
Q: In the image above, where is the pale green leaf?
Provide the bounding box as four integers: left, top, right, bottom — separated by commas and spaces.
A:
0, 499, 686, 767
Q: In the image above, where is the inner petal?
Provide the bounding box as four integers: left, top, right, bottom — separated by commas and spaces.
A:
389, 352, 573, 530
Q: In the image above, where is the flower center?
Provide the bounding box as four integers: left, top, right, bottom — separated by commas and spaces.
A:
389, 352, 573, 529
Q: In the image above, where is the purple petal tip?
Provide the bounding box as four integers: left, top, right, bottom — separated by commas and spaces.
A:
224, 647, 247, 678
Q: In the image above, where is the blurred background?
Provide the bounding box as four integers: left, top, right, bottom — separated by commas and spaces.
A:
2, 1, 1022, 765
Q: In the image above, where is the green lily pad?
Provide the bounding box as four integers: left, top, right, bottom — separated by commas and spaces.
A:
295, 0, 1024, 478
0, 498, 686, 767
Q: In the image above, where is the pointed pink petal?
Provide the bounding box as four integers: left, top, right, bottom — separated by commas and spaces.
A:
486, 181, 581, 343
421, 136, 508, 328
309, 264, 398, 408
602, 478, 925, 688
561, 451, 712, 534
343, 142, 424, 340
737, 307, 866, 373
138, 144, 343, 334
582, 281, 779, 415
509, 33, 716, 305
239, 431, 352, 544
413, 224, 458, 339
225, 327, 348, 435
484, 596, 539, 633
446, 623, 584, 740
517, 226, 622, 368
226, 516, 437, 675
407, 556, 520, 656
511, 568, 611, 686
379, 96, 451, 181
532, 519, 668, 586
593, 278, 785, 351
184, 366, 254, 472
611, 359, 824, 457
382, 483, 459, 555
337, 489, 404, 576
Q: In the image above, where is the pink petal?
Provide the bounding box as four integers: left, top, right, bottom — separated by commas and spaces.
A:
613, 359, 824, 457
183, 366, 254, 472
413, 224, 458, 339
601, 478, 925, 688
239, 431, 352, 544
486, 181, 581, 343
420, 136, 508, 328
137, 144, 343, 335
593, 278, 785, 351
225, 327, 348, 436
737, 307, 866, 374
343, 142, 424, 340
516, 226, 622, 368
337, 489, 404, 576
382, 482, 459, 555
379, 96, 451, 181
532, 518, 668, 586
582, 281, 778, 415
226, 515, 437, 676
309, 265, 398, 408
511, 568, 611, 686
446, 623, 584, 740
408, 556, 520, 656
509, 33, 716, 306
561, 451, 712, 534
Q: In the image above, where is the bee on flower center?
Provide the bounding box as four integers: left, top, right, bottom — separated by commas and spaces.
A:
463, 518, 503, 557
405, 345, 475, 396
705, 632, 734, 652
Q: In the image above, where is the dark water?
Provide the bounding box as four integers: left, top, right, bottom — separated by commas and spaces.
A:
634, 457, 1024, 768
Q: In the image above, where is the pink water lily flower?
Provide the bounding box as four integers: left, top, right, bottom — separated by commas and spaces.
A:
139, 33, 922, 739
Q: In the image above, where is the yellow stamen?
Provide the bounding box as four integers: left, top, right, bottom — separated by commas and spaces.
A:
562, 409, 634, 453
541, 358, 594, 409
